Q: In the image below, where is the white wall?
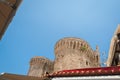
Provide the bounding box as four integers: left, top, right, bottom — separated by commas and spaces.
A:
52, 75, 120, 80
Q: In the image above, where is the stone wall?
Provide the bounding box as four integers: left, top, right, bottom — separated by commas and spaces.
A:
54, 37, 100, 72
27, 37, 100, 76
107, 25, 120, 66
27, 56, 53, 77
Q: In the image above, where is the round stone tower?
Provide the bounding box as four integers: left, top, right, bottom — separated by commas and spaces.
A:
54, 37, 100, 72
28, 56, 53, 77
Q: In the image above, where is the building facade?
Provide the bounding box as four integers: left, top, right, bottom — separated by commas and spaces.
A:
1, 66, 120, 80
107, 24, 120, 66
0, 0, 22, 39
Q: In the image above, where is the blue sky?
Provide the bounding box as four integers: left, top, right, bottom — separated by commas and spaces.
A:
0, 0, 120, 75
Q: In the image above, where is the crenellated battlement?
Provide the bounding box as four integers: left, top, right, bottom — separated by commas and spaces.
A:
30, 56, 52, 65
28, 56, 53, 77
55, 37, 92, 54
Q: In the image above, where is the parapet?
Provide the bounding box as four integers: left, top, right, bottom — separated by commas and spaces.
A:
28, 56, 54, 77
55, 37, 92, 54
30, 56, 52, 65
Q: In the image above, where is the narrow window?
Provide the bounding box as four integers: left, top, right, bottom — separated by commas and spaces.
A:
86, 61, 88, 65
96, 56, 98, 61
73, 43, 75, 49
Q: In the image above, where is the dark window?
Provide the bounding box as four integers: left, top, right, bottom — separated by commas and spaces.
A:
96, 56, 98, 61
117, 33, 120, 39
86, 61, 88, 65
73, 43, 75, 49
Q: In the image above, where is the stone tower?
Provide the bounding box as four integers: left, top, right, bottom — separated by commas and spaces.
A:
27, 56, 53, 77
54, 37, 100, 72
107, 24, 120, 66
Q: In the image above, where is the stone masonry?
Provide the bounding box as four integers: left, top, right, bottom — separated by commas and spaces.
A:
27, 56, 53, 77
107, 24, 120, 66
28, 37, 100, 77
54, 37, 100, 72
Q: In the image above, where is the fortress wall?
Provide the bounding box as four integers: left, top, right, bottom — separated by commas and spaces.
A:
54, 38, 100, 72
27, 37, 100, 75
27, 56, 53, 77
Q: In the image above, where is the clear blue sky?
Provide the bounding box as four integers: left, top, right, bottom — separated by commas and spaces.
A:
0, 0, 120, 75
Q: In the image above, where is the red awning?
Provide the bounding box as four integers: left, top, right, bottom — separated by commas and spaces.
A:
50, 66, 120, 77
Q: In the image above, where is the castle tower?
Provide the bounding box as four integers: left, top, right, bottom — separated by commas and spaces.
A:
27, 56, 53, 77
54, 37, 100, 72
107, 24, 120, 66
